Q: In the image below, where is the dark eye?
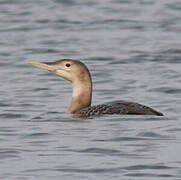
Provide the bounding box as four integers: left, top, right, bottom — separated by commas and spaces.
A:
65, 63, 71, 67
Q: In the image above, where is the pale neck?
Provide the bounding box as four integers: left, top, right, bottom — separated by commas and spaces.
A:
68, 79, 92, 113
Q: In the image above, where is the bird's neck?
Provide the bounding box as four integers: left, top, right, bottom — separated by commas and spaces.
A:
68, 79, 92, 113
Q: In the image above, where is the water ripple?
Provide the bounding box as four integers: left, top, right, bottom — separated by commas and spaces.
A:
0, 0, 181, 179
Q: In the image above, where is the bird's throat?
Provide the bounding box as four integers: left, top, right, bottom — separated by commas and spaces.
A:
68, 82, 92, 113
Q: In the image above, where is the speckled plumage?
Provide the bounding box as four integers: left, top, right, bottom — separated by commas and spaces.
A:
75, 101, 163, 117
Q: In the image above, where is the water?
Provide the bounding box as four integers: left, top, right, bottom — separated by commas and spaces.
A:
0, 0, 181, 179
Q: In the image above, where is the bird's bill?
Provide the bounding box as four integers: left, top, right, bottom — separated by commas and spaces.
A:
28, 61, 57, 71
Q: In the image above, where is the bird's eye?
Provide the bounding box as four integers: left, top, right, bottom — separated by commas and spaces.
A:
65, 63, 71, 67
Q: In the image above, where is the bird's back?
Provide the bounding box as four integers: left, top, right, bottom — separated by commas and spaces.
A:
74, 101, 164, 117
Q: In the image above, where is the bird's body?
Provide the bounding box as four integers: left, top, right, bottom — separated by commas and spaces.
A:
28, 59, 163, 117
75, 101, 163, 117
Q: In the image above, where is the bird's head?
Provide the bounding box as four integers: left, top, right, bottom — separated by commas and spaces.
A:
28, 59, 91, 83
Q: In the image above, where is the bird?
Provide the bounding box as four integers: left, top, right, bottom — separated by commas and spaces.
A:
28, 59, 163, 117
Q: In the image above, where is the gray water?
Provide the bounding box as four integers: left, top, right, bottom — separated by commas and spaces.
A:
0, 0, 181, 179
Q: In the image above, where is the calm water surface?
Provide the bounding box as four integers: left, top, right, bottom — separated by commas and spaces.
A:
0, 0, 181, 179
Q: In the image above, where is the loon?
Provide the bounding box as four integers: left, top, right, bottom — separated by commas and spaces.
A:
28, 59, 163, 117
